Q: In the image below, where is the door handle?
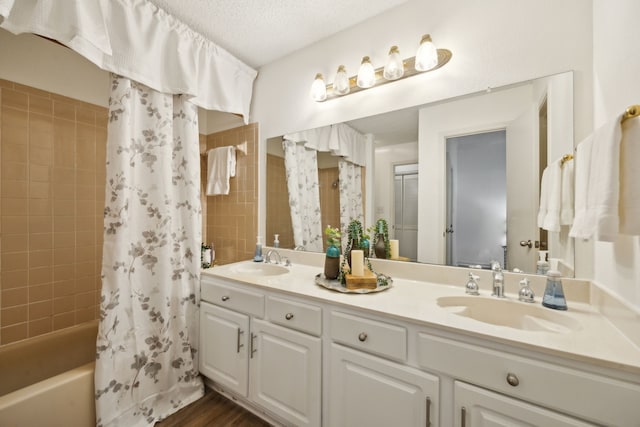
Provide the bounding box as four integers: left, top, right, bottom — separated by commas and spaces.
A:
519, 240, 540, 248
236, 328, 244, 353
250, 333, 257, 358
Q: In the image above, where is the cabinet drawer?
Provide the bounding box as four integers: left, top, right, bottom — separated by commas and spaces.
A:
267, 296, 322, 336
417, 333, 640, 426
201, 279, 264, 317
330, 311, 407, 362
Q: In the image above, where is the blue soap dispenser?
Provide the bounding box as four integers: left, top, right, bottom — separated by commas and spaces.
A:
542, 269, 567, 310
253, 236, 263, 262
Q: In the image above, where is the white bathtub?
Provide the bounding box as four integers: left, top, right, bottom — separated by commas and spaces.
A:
0, 322, 97, 427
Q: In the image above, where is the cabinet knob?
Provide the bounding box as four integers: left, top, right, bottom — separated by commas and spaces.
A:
506, 372, 520, 387
285, 313, 294, 320
358, 332, 368, 342
221, 296, 229, 302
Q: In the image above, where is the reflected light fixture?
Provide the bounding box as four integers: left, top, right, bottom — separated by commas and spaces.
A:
309, 73, 327, 102
333, 65, 350, 95
383, 45, 404, 80
310, 33, 451, 102
415, 34, 438, 71
356, 56, 376, 88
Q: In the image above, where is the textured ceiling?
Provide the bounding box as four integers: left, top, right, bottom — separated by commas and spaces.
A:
147, 0, 410, 68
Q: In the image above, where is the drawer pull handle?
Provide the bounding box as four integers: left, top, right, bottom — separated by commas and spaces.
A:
461, 406, 466, 427
221, 296, 230, 302
285, 313, 294, 320
358, 332, 368, 342
506, 372, 519, 387
425, 396, 431, 427
250, 333, 257, 358
236, 328, 244, 353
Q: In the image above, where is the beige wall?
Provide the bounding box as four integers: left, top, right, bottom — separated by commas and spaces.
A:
205, 124, 259, 265
265, 154, 294, 249
0, 79, 106, 345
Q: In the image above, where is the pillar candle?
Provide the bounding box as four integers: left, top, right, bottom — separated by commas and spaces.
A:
390, 239, 399, 259
351, 250, 364, 276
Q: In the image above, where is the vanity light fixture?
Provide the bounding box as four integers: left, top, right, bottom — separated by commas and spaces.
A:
383, 45, 404, 80
333, 65, 350, 95
309, 73, 327, 102
356, 56, 376, 88
310, 33, 452, 102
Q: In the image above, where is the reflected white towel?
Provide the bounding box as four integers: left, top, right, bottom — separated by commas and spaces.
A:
537, 159, 562, 232
569, 137, 593, 238
560, 157, 574, 225
206, 146, 236, 195
620, 115, 640, 235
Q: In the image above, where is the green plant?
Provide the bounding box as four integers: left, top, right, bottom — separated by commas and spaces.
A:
324, 225, 341, 248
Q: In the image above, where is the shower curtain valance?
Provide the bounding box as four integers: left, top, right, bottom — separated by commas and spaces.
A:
0, 0, 257, 122
283, 123, 368, 166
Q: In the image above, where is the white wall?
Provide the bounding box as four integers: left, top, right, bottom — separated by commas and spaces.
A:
252, 0, 594, 268
592, 0, 640, 309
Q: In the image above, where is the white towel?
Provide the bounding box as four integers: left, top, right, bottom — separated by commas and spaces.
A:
569, 136, 593, 239
206, 146, 236, 196
589, 116, 623, 241
560, 157, 574, 225
537, 159, 562, 232
620, 115, 640, 235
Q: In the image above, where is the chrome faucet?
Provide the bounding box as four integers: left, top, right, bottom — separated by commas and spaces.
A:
264, 250, 282, 264
491, 261, 505, 298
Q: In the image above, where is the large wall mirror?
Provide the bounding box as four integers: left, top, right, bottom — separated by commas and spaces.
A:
266, 71, 575, 277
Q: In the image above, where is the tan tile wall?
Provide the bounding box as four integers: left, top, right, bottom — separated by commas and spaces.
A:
205, 123, 259, 265
265, 154, 294, 249
319, 167, 340, 250
0, 79, 106, 345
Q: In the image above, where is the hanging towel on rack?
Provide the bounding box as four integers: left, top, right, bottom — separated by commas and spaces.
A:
620, 115, 640, 235
206, 146, 236, 195
569, 136, 593, 239
560, 157, 574, 226
537, 159, 562, 232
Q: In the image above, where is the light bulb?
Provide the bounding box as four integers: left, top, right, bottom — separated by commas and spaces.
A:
333, 65, 350, 96
383, 46, 404, 80
415, 34, 438, 72
310, 73, 327, 102
356, 56, 376, 88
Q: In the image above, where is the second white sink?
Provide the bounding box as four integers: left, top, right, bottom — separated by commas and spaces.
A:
437, 295, 581, 334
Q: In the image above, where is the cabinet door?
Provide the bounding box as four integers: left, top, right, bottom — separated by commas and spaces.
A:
330, 343, 439, 427
249, 318, 321, 427
454, 382, 596, 427
200, 302, 249, 397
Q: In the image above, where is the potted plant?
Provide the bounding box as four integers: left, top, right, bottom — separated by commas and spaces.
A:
324, 225, 341, 280
373, 218, 390, 259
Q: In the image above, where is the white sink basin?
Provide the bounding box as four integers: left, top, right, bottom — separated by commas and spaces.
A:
229, 262, 289, 276
437, 296, 580, 334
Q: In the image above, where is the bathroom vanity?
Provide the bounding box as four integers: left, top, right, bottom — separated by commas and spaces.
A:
199, 256, 640, 427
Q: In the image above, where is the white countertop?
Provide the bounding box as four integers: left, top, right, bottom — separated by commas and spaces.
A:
202, 259, 640, 375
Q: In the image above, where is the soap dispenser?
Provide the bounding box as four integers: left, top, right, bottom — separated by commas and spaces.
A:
542, 270, 567, 310
274, 234, 280, 248
536, 250, 550, 275
253, 236, 263, 262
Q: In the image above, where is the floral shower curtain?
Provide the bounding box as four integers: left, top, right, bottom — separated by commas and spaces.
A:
95, 75, 204, 427
339, 159, 364, 246
282, 139, 323, 251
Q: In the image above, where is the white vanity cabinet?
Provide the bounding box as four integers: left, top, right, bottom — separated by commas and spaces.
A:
328, 310, 440, 427
454, 382, 595, 426
199, 277, 321, 427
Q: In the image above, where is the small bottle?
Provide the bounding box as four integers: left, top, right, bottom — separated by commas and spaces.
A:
274, 234, 280, 248
536, 251, 550, 275
253, 236, 263, 262
210, 243, 215, 266
542, 270, 568, 310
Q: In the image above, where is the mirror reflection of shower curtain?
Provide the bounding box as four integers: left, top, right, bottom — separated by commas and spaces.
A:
338, 159, 363, 247
282, 139, 323, 251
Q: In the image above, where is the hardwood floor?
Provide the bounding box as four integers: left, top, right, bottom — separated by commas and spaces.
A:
157, 387, 272, 427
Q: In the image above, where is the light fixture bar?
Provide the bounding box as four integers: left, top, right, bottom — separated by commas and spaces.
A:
320, 49, 452, 101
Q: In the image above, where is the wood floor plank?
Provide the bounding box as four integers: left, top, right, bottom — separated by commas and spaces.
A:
156, 387, 272, 427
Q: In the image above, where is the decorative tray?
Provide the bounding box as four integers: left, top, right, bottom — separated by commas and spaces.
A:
314, 273, 393, 294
